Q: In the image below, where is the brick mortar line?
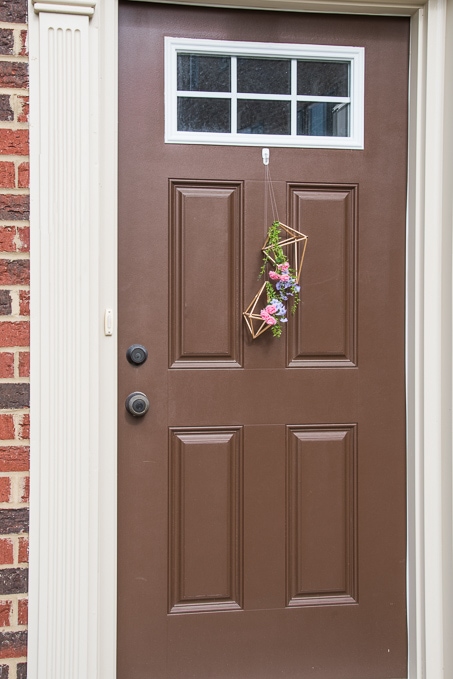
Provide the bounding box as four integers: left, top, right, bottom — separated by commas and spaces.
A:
0, 435, 29, 441
3, 158, 30, 165
0, 157, 29, 163
0, 189, 29, 195
0, 438, 28, 442
0, 312, 29, 318
0, 223, 29, 228
0, 88, 28, 96
0, 125, 29, 132
0, 470, 30, 478
0, 252, 30, 258
0, 478, 30, 484
0, 349, 29, 354
0, 56, 28, 63
0, 537, 28, 542
0, 595, 26, 603
0, 286, 30, 290
0, 23, 28, 30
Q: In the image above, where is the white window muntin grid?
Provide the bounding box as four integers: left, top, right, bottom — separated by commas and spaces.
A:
165, 37, 365, 149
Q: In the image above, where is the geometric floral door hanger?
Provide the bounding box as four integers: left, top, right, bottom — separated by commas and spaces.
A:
243, 220, 308, 339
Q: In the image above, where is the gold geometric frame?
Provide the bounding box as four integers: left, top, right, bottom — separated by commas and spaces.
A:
243, 222, 308, 339
261, 222, 308, 283
243, 282, 272, 339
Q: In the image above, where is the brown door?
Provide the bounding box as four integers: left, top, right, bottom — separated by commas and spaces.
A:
118, 4, 409, 678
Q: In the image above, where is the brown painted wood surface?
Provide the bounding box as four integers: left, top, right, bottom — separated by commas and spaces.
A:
118, 4, 409, 677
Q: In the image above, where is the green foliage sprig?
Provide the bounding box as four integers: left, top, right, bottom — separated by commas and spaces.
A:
259, 222, 300, 338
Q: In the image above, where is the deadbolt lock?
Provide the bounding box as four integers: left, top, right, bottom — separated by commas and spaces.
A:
126, 344, 148, 366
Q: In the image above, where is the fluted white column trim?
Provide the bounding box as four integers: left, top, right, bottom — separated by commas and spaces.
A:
27, 0, 115, 675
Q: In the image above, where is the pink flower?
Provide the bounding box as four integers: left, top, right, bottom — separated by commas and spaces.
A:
265, 304, 277, 314
278, 262, 290, 270
260, 310, 277, 325
269, 271, 280, 280
280, 274, 290, 282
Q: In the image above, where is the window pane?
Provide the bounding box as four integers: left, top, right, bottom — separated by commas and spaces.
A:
297, 61, 349, 97
297, 102, 349, 136
237, 58, 291, 94
237, 100, 291, 135
177, 55, 231, 92
177, 98, 231, 133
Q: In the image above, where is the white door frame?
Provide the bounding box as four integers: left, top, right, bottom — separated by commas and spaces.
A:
27, 0, 453, 677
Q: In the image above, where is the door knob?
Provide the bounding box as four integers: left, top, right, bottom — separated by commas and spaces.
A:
125, 391, 150, 417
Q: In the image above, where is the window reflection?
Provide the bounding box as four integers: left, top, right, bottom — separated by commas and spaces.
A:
297, 102, 349, 137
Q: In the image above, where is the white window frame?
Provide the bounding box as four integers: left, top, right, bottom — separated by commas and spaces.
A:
165, 37, 365, 148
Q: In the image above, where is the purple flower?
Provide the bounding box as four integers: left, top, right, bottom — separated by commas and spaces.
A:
271, 299, 286, 316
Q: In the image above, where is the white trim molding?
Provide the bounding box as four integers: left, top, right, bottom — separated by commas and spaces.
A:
27, 0, 453, 678
32, 0, 96, 16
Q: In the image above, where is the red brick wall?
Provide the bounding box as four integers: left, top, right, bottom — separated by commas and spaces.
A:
0, 1, 29, 677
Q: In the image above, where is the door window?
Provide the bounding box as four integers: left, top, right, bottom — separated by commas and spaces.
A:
165, 38, 364, 148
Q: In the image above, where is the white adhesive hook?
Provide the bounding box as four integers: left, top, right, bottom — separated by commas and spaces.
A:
262, 148, 270, 165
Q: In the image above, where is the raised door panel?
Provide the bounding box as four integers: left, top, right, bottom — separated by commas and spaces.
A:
286, 425, 358, 606
288, 185, 357, 367
168, 427, 243, 613
170, 181, 243, 368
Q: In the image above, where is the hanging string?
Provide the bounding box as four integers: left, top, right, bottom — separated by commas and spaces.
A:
263, 150, 279, 238
265, 163, 279, 224
264, 160, 269, 237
